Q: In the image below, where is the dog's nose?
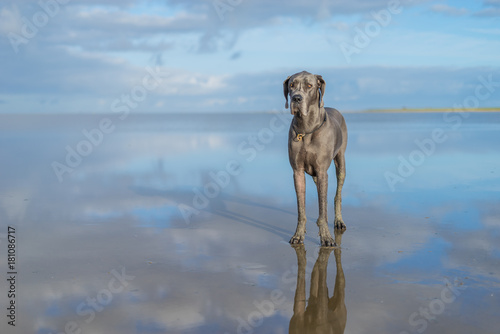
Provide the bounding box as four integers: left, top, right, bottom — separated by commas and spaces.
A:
292, 95, 303, 103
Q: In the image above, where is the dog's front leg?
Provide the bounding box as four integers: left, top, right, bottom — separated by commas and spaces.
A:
316, 171, 335, 247
334, 154, 347, 230
290, 170, 307, 244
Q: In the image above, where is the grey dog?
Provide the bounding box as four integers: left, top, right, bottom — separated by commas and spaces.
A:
283, 71, 348, 247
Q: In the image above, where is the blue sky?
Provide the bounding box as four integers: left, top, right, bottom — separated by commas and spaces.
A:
0, 0, 499, 113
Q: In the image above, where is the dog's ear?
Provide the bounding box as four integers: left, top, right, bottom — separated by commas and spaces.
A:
283, 76, 291, 110
316, 75, 325, 108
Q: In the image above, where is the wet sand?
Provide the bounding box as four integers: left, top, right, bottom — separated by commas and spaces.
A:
0, 112, 499, 334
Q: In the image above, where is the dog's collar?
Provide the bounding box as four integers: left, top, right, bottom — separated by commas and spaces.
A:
292, 113, 327, 142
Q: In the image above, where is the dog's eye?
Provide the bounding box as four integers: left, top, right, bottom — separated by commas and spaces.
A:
290, 83, 294, 88
307, 84, 312, 88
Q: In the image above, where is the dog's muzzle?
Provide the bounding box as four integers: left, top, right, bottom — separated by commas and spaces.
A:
291, 94, 306, 116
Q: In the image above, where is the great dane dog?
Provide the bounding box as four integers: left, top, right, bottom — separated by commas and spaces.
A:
283, 71, 348, 247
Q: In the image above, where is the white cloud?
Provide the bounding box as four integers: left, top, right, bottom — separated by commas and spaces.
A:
467, 28, 500, 34
430, 4, 469, 16
1, 0, 500, 114
475, 7, 500, 16
2, 54, 500, 113
156, 70, 229, 95
0, 4, 22, 36
476, 0, 500, 16
484, 0, 500, 6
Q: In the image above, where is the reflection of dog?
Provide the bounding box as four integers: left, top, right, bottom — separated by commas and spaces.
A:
289, 232, 346, 334
283, 71, 348, 247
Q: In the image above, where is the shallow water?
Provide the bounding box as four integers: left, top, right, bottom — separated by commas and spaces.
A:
0, 112, 499, 334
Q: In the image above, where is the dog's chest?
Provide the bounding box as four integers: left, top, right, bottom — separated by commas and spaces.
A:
289, 139, 330, 175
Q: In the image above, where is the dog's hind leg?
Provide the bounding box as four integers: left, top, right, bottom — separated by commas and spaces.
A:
316, 171, 335, 247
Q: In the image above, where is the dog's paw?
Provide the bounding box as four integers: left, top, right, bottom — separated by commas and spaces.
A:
289, 233, 305, 245
320, 235, 336, 247
334, 218, 346, 231
318, 225, 336, 247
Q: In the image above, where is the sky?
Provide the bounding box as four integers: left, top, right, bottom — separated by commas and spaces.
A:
0, 0, 499, 113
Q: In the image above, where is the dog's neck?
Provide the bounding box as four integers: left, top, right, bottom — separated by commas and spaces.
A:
292, 107, 326, 135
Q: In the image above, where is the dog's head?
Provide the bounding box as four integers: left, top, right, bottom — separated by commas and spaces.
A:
283, 71, 325, 117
